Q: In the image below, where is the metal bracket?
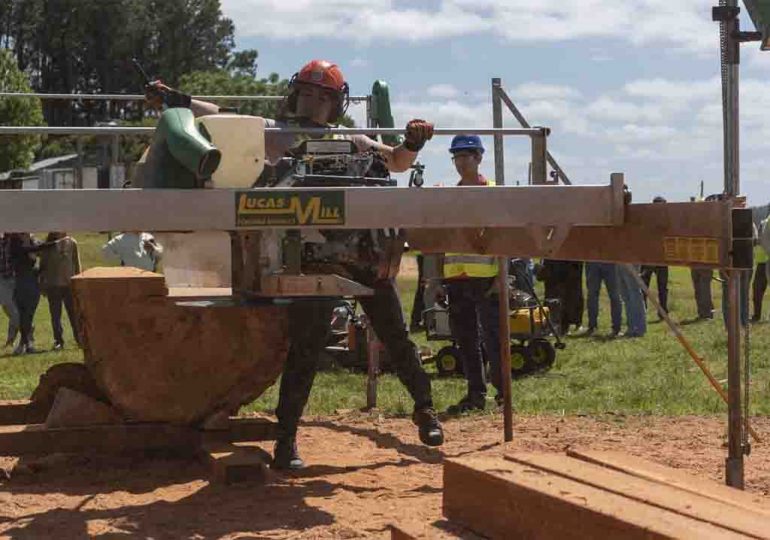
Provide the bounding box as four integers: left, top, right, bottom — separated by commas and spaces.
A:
525, 225, 570, 258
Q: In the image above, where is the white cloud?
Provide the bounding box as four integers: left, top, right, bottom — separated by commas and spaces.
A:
222, 0, 719, 52
509, 83, 581, 101
384, 73, 770, 202
426, 84, 461, 99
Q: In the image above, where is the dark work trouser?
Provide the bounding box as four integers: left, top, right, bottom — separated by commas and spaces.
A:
640, 265, 669, 313
585, 263, 622, 333
410, 254, 425, 328
446, 278, 502, 399
690, 268, 714, 319
276, 278, 433, 437
752, 262, 767, 318
14, 271, 40, 347
47, 286, 80, 345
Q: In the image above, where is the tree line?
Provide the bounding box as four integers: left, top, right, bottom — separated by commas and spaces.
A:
0, 0, 299, 169
0, 0, 291, 124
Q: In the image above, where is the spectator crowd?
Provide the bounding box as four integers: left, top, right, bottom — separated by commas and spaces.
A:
0, 231, 162, 356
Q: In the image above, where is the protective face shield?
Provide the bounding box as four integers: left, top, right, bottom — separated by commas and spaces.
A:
293, 83, 339, 125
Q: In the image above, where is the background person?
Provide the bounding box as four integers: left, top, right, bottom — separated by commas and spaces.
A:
584, 262, 622, 336
9, 233, 43, 355
751, 214, 770, 322
39, 232, 82, 350
102, 232, 163, 272
0, 233, 19, 349
640, 196, 669, 318
617, 264, 646, 338
442, 134, 503, 413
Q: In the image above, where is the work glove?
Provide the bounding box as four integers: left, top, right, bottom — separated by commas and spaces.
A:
403, 119, 434, 152
144, 81, 192, 110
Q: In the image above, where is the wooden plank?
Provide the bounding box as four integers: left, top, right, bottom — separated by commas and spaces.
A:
443, 456, 749, 539
0, 423, 199, 456
567, 449, 770, 516
0, 400, 46, 426
506, 452, 770, 539
201, 442, 269, 484
205, 417, 277, 443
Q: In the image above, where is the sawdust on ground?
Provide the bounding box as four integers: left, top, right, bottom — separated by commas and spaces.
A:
1, 413, 769, 539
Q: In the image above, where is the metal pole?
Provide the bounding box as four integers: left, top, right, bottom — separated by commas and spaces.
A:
365, 95, 372, 129
0, 126, 547, 137
717, 0, 744, 489
0, 92, 371, 103
493, 77, 513, 442
531, 131, 548, 185
75, 139, 84, 189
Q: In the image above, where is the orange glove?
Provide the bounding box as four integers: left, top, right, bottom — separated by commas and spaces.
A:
403, 119, 434, 152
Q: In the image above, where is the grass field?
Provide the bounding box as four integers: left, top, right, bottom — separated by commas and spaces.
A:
0, 233, 768, 419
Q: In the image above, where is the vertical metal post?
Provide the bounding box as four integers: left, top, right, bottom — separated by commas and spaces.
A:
493, 77, 513, 442
111, 135, 120, 166
531, 130, 548, 185
365, 95, 372, 129
75, 138, 84, 189
718, 0, 744, 489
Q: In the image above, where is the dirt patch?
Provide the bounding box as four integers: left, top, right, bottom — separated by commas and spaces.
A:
1, 413, 769, 539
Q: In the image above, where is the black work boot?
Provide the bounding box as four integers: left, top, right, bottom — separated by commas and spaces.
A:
412, 407, 444, 446
272, 435, 305, 470
446, 394, 486, 415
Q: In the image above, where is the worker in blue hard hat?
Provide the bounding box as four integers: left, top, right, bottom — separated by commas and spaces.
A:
443, 135, 504, 413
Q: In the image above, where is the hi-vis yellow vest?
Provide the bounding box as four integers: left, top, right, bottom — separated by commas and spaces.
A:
443, 178, 498, 279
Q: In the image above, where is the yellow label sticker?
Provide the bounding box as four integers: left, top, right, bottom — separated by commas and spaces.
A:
663, 237, 720, 264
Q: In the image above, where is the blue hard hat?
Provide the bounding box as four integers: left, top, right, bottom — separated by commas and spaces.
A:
449, 134, 484, 154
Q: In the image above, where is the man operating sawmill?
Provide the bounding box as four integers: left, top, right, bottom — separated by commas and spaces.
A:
146, 59, 444, 470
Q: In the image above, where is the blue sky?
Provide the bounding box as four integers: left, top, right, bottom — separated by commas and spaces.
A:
222, 0, 770, 204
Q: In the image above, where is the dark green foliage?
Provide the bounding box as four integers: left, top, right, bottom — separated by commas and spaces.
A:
0, 48, 44, 170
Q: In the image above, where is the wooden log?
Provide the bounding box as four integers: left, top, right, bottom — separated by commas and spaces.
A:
443, 456, 749, 539
506, 453, 770, 539
567, 449, 770, 516
71, 267, 290, 425
201, 442, 270, 484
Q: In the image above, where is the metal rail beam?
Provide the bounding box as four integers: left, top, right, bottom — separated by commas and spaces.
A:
0, 182, 622, 233
0, 126, 548, 137
0, 92, 370, 103
408, 200, 736, 269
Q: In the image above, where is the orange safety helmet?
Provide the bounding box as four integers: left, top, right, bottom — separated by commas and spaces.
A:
287, 59, 350, 121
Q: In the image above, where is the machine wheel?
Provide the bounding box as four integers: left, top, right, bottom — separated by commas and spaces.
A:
527, 339, 556, 372
435, 346, 463, 377
510, 345, 532, 379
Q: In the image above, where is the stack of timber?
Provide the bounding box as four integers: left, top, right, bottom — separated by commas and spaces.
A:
443, 450, 770, 539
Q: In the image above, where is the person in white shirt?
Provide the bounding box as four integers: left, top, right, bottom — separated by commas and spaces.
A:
102, 232, 163, 272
